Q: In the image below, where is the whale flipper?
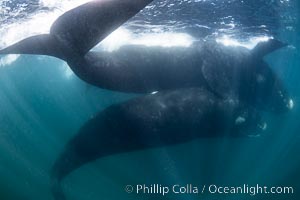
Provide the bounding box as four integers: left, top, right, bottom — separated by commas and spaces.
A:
251, 39, 288, 58
0, 0, 154, 60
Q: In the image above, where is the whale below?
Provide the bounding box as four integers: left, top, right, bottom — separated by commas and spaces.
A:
50, 87, 266, 200
0, 0, 293, 113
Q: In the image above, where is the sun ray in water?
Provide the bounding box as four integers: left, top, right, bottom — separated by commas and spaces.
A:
0, 0, 299, 200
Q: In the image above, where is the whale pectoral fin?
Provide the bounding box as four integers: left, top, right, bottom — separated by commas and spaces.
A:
251, 39, 288, 58
202, 61, 235, 99
50, 0, 154, 55
0, 34, 68, 60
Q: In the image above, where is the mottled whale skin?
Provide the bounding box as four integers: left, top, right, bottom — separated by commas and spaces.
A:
50, 88, 264, 200
0, 1, 291, 113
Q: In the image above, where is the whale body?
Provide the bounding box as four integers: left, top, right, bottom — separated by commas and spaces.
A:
50, 87, 265, 200
75, 40, 291, 113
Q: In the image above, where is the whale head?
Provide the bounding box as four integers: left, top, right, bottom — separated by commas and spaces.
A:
202, 39, 291, 114
244, 39, 292, 113
247, 60, 293, 113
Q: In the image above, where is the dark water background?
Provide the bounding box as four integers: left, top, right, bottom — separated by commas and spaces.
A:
0, 0, 299, 199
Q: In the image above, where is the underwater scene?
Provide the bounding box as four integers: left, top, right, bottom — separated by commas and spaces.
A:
0, 0, 299, 200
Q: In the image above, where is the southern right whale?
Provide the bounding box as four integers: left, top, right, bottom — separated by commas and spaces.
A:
80, 40, 292, 113
50, 87, 266, 200
0, 0, 293, 113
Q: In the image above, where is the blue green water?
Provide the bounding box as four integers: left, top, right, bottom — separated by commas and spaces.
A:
0, 0, 300, 200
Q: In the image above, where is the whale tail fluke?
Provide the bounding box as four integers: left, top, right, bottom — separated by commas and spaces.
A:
0, 34, 73, 61
0, 0, 154, 63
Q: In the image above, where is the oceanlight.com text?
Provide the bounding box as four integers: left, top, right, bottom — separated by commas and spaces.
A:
125, 184, 294, 196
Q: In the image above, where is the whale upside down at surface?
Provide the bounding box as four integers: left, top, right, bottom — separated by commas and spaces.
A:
50, 87, 266, 200
0, 0, 293, 113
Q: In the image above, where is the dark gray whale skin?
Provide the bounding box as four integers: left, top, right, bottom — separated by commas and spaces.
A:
0, 0, 292, 113
50, 88, 264, 200
72, 39, 291, 113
